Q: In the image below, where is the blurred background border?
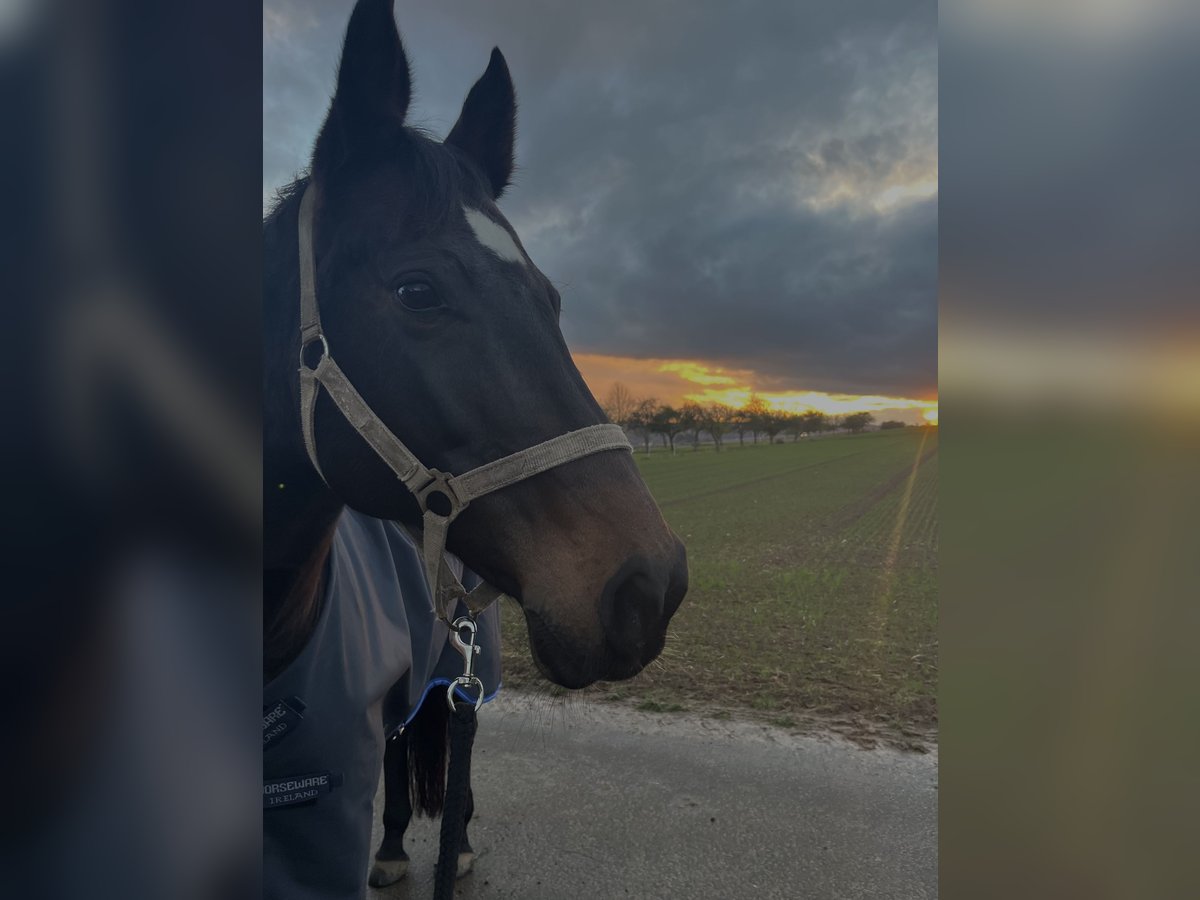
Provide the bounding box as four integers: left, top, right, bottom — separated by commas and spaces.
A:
1, 1, 1197, 897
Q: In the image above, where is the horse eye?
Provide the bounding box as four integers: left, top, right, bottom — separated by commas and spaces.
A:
394, 282, 444, 313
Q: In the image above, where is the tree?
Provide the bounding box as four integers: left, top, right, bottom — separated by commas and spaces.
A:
782, 412, 804, 441
731, 408, 752, 446
760, 410, 787, 444
879, 420, 906, 430
800, 410, 828, 436
650, 405, 687, 454
603, 382, 636, 427
627, 397, 660, 454
703, 403, 734, 451
679, 401, 706, 451
843, 412, 875, 433
742, 394, 770, 444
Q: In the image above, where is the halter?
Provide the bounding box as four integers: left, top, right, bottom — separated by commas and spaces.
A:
296, 183, 632, 623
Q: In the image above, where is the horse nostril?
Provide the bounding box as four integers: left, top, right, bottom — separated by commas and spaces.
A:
600, 561, 667, 659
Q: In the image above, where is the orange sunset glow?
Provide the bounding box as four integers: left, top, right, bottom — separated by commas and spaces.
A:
574, 353, 939, 425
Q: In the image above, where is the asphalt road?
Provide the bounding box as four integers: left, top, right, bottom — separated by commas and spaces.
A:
369, 693, 937, 900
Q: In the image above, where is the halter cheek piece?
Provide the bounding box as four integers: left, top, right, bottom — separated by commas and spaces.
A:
296, 184, 632, 623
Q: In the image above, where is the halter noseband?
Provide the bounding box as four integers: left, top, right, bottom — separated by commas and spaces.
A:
296, 183, 632, 622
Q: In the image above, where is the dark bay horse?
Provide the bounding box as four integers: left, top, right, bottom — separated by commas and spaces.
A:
263, 0, 687, 894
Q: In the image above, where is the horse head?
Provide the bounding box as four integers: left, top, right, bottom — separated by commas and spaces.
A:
282, 0, 687, 688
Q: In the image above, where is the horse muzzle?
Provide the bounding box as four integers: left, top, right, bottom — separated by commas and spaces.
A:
523, 537, 688, 689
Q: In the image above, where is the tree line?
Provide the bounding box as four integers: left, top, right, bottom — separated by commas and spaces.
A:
602, 383, 888, 454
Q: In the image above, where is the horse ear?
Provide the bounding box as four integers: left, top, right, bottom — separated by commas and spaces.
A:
446, 48, 516, 198
313, 0, 411, 174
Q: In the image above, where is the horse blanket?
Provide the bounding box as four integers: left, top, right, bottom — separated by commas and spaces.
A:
263, 509, 501, 900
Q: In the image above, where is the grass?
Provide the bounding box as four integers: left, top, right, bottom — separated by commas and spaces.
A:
499, 428, 939, 750
635, 700, 688, 713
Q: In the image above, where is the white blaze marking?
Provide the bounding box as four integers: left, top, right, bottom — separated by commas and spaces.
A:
464, 207, 526, 265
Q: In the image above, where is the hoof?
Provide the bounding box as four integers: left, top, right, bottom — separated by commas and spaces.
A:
368, 855, 409, 888
456, 851, 475, 879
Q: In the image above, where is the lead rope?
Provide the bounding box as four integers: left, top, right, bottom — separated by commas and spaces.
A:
433, 617, 485, 900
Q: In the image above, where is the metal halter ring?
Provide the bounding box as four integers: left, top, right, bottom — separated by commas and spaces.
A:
300, 332, 329, 367
447, 674, 486, 712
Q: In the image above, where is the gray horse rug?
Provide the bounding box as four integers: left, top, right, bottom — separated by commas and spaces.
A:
263, 509, 501, 900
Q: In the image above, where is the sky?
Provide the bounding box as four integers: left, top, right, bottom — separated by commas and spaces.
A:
264, 0, 938, 424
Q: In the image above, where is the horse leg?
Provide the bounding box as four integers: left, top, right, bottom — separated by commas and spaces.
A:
368, 733, 412, 887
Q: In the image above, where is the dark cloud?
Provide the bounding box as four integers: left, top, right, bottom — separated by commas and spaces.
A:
264, 0, 937, 398
940, 19, 1199, 334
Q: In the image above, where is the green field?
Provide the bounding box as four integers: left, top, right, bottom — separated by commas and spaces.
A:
499, 428, 939, 750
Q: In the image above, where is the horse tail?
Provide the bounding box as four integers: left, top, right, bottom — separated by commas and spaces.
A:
406, 691, 449, 818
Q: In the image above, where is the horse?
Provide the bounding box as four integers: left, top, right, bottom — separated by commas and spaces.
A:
263, 1, 688, 896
